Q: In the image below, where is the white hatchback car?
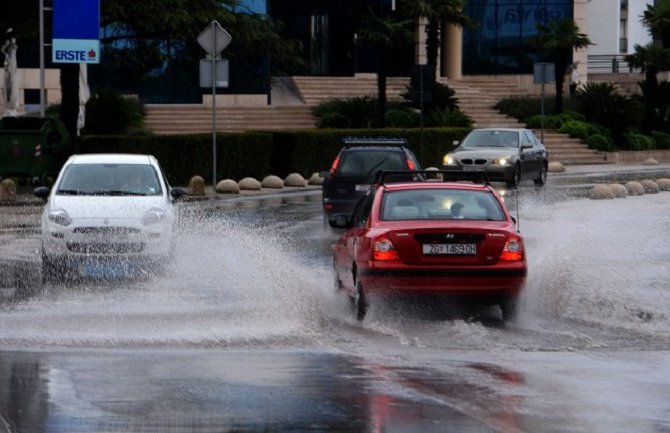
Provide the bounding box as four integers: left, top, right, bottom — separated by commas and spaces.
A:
34, 153, 184, 281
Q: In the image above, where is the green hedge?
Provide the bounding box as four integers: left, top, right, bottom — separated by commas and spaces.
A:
78, 128, 470, 185
79, 133, 274, 185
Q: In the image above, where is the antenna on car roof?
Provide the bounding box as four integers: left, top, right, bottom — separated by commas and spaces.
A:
514, 186, 521, 232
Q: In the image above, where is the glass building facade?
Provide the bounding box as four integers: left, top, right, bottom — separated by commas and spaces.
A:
463, 0, 573, 74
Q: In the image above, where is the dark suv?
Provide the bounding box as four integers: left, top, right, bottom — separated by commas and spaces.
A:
321, 137, 422, 223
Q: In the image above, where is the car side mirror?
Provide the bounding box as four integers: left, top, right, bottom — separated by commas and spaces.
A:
170, 187, 186, 201
34, 186, 50, 201
329, 214, 352, 229
521, 143, 533, 150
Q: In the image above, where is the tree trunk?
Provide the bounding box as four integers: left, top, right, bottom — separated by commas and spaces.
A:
377, 46, 388, 128
426, 17, 440, 85
553, 51, 571, 114
59, 64, 80, 140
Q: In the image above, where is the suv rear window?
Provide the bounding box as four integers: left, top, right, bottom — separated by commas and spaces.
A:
337, 150, 406, 178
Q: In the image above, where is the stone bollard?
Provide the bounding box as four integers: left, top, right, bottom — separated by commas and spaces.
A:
425, 167, 443, 181
261, 175, 284, 189
216, 179, 240, 194
308, 172, 324, 185
589, 184, 614, 200
285, 173, 307, 187
239, 177, 262, 191
640, 179, 659, 194
0, 179, 16, 202
656, 178, 670, 191
548, 162, 566, 173
189, 175, 206, 196
608, 183, 628, 198
643, 158, 658, 166
624, 181, 645, 196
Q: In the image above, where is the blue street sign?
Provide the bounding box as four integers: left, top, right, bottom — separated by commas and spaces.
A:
52, 0, 100, 64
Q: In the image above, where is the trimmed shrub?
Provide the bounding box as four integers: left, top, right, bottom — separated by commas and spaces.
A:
625, 132, 656, 150
495, 97, 544, 121
384, 109, 417, 128
403, 81, 459, 112
651, 130, 670, 149
586, 134, 615, 151
559, 120, 591, 139
83, 89, 147, 135
524, 114, 564, 129
313, 96, 377, 129
494, 96, 579, 120
426, 107, 473, 127
559, 111, 586, 122
576, 82, 643, 147
319, 112, 349, 128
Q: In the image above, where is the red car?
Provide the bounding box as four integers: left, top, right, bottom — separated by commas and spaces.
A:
329, 171, 526, 322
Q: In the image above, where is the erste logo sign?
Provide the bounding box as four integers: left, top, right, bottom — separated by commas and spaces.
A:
52, 0, 100, 64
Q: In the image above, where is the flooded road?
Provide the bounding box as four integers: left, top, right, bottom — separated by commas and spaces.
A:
1, 167, 669, 432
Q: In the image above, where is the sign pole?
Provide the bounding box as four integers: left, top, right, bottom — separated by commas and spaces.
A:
196, 21, 231, 188
39, 0, 45, 117
211, 43, 217, 188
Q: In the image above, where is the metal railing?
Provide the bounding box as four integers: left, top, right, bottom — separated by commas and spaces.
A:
587, 54, 639, 74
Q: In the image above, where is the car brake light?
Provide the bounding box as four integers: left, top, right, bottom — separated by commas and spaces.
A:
407, 159, 416, 170
373, 237, 400, 261
329, 156, 340, 175
499, 235, 524, 261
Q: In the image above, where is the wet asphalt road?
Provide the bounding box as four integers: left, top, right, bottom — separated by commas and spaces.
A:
1, 165, 670, 433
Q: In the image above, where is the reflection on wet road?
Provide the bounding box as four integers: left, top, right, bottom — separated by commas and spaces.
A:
0, 350, 507, 433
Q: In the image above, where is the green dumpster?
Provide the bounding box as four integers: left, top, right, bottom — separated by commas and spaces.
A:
0, 117, 71, 182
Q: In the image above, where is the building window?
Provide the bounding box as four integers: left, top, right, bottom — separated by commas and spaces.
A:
463, 0, 573, 75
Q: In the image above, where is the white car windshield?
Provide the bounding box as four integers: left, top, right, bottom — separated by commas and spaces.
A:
381, 189, 506, 221
462, 130, 519, 148
57, 163, 163, 196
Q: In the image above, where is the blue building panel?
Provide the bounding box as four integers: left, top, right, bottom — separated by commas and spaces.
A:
53, 0, 100, 40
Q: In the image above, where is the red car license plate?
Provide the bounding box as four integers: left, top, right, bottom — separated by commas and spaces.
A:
423, 243, 477, 255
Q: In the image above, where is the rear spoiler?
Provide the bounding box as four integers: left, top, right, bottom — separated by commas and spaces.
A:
372, 170, 493, 186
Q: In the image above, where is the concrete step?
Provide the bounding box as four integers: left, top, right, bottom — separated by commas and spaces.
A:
292, 76, 410, 106
144, 104, 316, 134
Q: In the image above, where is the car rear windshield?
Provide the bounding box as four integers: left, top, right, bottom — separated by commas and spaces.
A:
57, 164, 163, 196
381, 189, 506, 221
463, 130, 518, 148
336, 150, 407, 179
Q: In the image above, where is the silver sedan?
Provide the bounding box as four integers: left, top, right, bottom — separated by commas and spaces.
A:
442, 128, 548, 187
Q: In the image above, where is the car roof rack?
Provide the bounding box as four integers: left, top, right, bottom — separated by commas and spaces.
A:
372, 170, 492, 187
341, 137, 408, 147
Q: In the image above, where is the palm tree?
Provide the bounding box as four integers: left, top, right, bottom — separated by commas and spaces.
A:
528, 19, 592, 114
358, 9, 413, 127
625, 43, 670, 131
401, 0, 470, 82
642, 0, 670, 49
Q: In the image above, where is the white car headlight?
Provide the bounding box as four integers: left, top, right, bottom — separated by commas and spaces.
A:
142, 208, 168, 226
494, 157, 511, 166
47, 209, 72, 227
443, 154, 456, 165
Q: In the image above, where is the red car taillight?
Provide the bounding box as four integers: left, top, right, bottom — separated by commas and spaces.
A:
373, 237, 400, 261
329, 156, 340, 175
499, 234, 524, 261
